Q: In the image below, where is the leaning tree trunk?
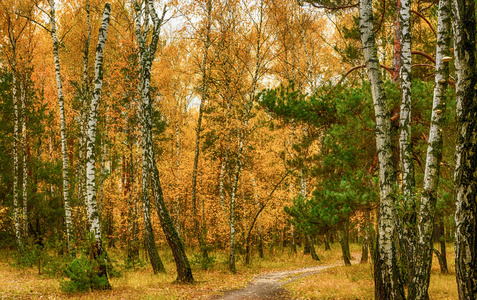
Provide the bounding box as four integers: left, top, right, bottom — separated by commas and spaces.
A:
140, 108, 166, 274
48, 0, 73, 253
359, 0, 404, 298
408, 0, 451, 298
452, 0, 477, 297
84, 4, 111, 287
134, 0, 193, 283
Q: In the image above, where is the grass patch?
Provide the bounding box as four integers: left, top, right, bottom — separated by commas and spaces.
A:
286, 243, 458, 300
0, 243, 458, 299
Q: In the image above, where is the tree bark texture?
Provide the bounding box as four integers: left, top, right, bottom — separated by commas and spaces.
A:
21, 79, 28, 240
12, 53, 22, 250
359, 0, 404, 298
84, 3, 111, 287
135, 0, 194, 283
48, 0, 72, 253
408, 0, 451, 298
452, 0, 477, 297
397, 0, 416, 284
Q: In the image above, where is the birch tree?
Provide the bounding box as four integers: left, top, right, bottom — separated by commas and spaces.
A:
84, 3, 111, 286
1, 0, 32, 251
134, 0, 194, 283
48, 0, 73, 253
359, 0, 404, 298
407, 0, 451, 298
133, 0, 166, 275
191, 0, 213, 260
397, 0, 416, 281
452, 0, 477, 297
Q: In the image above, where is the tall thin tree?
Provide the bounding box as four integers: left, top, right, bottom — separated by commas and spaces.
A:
359, 0, 404, 298
452, 0, 477, 297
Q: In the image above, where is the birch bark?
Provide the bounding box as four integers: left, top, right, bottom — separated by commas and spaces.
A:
84, 4, 111, 286
408, 0, 451, 298
134, 0, 193, 283
452, 0, 477, 297
397, 0, 416, 281
12, 55, 22, 250
358, 0, 404, 298
20, 78, 28, 239
48, 0, 72, 253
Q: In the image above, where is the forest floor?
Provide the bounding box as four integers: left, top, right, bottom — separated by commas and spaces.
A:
211, 263, 350, 300
0, 243, 458, 299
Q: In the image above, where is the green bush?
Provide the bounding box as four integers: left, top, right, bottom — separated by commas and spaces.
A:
59, 255, 109, 293
191, 252, 216, 270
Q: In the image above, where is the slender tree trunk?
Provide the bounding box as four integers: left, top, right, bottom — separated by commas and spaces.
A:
134, 0, 193, 283
339, 221, 351, 266
77, 0, 91, 210
408, 0, 451, 298
84, 4, 111, 287
452, 0, 477, 297
433, 216, 448, 273
397, 0, 416, 285
361, 209, 370, 263
324, 233, 331, 251
306, 235, 319, 261
229, 160, 240, 273
48, 0, 72, 253
359, 0, 404, 298
191, 0, 213, 257
12, 55, 22, 251
20, 79, 28, 241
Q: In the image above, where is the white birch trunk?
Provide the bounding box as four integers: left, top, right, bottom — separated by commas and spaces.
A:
359, 0, 404, 298
135, 0, 194, 282
408, 0, 451, 298
48, 0, 72, 252
12, 56, 22, 250
85, 3, 111, 251
21, 79, 28, 238
452, 0, 477, 297
397, 0, 416, 286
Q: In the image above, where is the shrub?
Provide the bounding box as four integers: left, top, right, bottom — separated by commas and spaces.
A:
59, 254, 109, 293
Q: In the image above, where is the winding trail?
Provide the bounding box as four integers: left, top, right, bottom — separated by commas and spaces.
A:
211, 263, 343, 300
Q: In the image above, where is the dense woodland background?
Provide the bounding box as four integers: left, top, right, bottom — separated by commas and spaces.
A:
0, 0, 475, 298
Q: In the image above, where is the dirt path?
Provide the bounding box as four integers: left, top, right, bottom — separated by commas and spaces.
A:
210, 263, 342, 300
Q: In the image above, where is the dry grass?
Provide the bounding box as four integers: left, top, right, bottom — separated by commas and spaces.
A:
0, 246, 321, 299
0, 243, 458, 299
286, 243, 458, 300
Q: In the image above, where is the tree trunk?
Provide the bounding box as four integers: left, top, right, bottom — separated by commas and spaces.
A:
229, 161, 240, 273
84, 4, 111, 288
191, 0, 213, 258
408, 0, 451, 298
134, 0, 194, 283
433, 216, 448, 273
359, 0, 404, 298
361, 208, 371, 263
306, 234, 319, 261
339, 222, 351, 266
397, 0, 416, 285
324, 233, 331, 251
20, 77, 28, 242
48, 0, 73, 253
12, 53, 22, 251
452, 0, 477, 296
